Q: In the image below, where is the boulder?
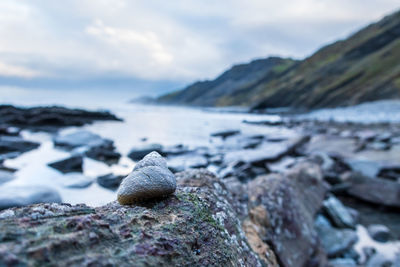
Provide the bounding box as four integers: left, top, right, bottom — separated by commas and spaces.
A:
48, 156, 83, 173
247, 162, 327, 267
0, 185, 61, 210
323, 196, 356, 228
0, 170, 266, 266
128, 144, 163, 161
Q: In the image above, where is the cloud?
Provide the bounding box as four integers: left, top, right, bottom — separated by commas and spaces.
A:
0, 0, 398, 84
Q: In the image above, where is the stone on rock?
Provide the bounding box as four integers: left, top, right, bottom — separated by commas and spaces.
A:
0, 185, 62, 210
127, 144, 163, 161
117, 152, 176, 204
367, 224, 391, 242
323, 196, 356, 228
48, 155, 83, 173
97, 173, 125, 190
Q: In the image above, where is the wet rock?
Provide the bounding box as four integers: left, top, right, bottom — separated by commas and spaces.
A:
0, 126, 20, 136
0, 185, 61, 210
243, 119, 283, 126
247, 162, 327, 267
210, 129, 240, 139
85, 146, 121, 165
97, 173, 125, 190
367, 224, 391, 242
161, 144, 191, 156
0, 105, 121, 130
323, 196, 356, 228
346, 172, 400, 208
366, 253, 396, 267
314, 217, 358, 258
344, 159, 381, 178
0, 170, 264, 266
0, 136, 40, 155
48, 156, 83, 173
167, 154, 208, 173
0, 170, 14, 185
378, 165, 400, 181
117, 152, 176, 204
367, 141, 390, 151
128, 144, 163, 161
225, 135, 310, 167
54, 130, 112, 149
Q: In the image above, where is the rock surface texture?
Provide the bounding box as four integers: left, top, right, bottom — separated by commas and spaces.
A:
0, 169, 266, 267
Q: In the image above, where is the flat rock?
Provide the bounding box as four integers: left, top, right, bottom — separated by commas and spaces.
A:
346, 172, 400, 208
0, 185, 61, 210
54, 130, 112, 150
61, 173, 93, 189
0, 136, 40, 155
48, 156, 83, 173
210, 129, 240, 139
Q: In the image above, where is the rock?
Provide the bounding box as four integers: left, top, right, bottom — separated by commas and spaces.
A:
85, 146, 121, 165
161, 144, 192, 156
314, 217, 358, 258
366, 253, 396, 267
243, 120, 283, 126
117, 152, 176, 204
0, 185, 62, 210
0, 170, 14, 185
0, 170, 264, 266
367, 141, 390, 151
210, 130, 240, 139
225, 135, 310, 167
247, 162, 327, 267
0, 105, 121, 130
323, 196, 356, 228
344, 159, 381, 178
0, 136, 40, 155
61, 174, 93, 189
367, 224, 391, 242
0, 126, 20, 136
97, 173, 125, 190
222, 177, 249, 219
48, 156, 83, 173
378, 165, 400, 181
54, 130, 113, 150
167, 154, 208, 173
128, 144, 163, 161
346, 172, 400, 208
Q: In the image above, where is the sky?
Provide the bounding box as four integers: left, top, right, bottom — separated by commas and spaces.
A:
0, 0, 399, 97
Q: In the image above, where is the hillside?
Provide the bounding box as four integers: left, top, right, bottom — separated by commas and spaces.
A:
158, 9, 400, 110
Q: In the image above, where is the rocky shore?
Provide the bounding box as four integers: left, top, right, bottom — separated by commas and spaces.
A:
0, 104, 400, 266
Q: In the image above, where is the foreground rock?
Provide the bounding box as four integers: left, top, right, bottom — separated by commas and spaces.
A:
0, 185, 61, 210
247, 162, 327, 267
0, 169, 265, 266
0, 105, 122, 130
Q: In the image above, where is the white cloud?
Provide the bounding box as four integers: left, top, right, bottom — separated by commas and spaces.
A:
0, 0, 398, 82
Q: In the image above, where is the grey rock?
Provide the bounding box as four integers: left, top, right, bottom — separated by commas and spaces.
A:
167, 154, 208, 173
0, 185, 62, 210
48, 156, 83, 173
54, 130, 112, 150
210, 129, 240, 139
97, 173, 125, 190
367, 224, 391, 242
61, 174, 93, 189
315, 223, 358, 257
366, 253, 395, 267
328, 258, 357, 267
0, 136, 40, 155
127, 144, 163, 161
323, 196, 356, 228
